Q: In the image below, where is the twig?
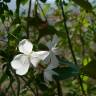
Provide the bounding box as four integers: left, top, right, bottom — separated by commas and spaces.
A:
21, 77, 36, 96
56, 80, 63, 96
36, 0, 47, 21
16, 0, 20, 17
59, 0, 86, 96
35, 85, 39, 96
26, 0, 32, 38
10, 68, 20, 96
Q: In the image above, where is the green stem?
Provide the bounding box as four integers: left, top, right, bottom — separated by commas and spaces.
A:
21, 77, 36, 96
56, 80, 63, 96
16, 0, 20, 17
26, 0, 32, 39
59, 0, 86, 95
36, 0, 47, 21
10, 68, 20, 96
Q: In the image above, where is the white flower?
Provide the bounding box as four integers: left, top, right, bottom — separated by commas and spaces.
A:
44, 34, 60, 67
11, 39, 49, 75
43, 35, 60, 81
44, 60, 58, 81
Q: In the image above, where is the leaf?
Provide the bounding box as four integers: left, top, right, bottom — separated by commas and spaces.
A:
0, 15, 5, 22
20, 0, 28, 5
38, 43, 49, 51
53, 58, 79, 80
0, 92, 5, 96
72, 0, 93, 12
81, 60, 96, 79
0, 72, 8, 85
0, 49, 8, 58
40, 0, 47, 3
58, 57, 78, 70
38, 25, 56, 40
54, 67, 79, 80
3, 3, 9, 11
3, 0, 11, 3
82, 57, 91, 66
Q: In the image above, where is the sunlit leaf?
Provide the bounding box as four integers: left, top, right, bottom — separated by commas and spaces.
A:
20, 0, 28, 5
82, 60, 96, 79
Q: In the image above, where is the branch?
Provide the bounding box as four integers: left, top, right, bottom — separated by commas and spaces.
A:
56, 80, 63, 96
26, 0, 32, 38
59, 0, 86, 95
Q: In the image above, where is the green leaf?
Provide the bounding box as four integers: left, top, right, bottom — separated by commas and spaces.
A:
59, 57, 78, 70
0, 92, 5, 96
0, 15, 5, 22
40, 0, 47, 3
54, 58, 79, 80
38, 25, 56, 40
3, 0, 11, 3
0, 49, 8, 58
20, 0, 28, 5
81, 60, 96, 79
38, 43, 49, 50
54, 67, 79, 80
72, 0, 93, 12
0, 72, 8, 85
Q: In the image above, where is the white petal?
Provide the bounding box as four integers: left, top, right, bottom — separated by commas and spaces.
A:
44, 52, 59, 68
35, 51, 49, 60
46, 34, 59, 50
11, 54, 30, 75
30, 51, 49, 67
19, 39, 33, 55
30, 57, 40, 67
50, 53, 59, 69
11, 54, 23, 69
44, 53, 51, 64
51, 35, 59, 48
44, 68, 58, 81
52, 47, 63, 56
46, 41, 52, 50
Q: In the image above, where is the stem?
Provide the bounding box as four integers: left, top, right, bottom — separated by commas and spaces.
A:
26, 0, 32, 38
21, 77, 36, 96
59, 0, 86, 95
36, 0, 47, 21
56, 80, 63, 96
10, 68, 20, 96
16, 75, 20, 96
9, 77, 16, 96
35, 86, 39, 96
16, 0, 20, 17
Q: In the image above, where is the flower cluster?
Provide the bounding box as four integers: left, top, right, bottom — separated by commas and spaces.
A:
11, 35, 60, 81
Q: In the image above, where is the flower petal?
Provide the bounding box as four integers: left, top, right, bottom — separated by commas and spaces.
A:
19, 39, 33, 55
46, 34, 59, 50
44, 68, 58, 81
51, 35, 59, 48
11, 54, 30, 75
52, 47, 62, 55
50, 53, 59, 69
46, 41, 52, 50
30, 57, 40, 67
30, 51, 49, 67
44, 52, 59, 68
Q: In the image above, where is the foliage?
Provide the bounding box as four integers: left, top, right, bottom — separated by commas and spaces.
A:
0, 0, 96, 96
